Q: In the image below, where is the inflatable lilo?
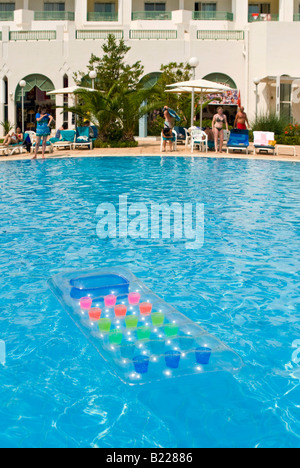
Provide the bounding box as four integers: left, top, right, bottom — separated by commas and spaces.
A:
49, 268, 243, 385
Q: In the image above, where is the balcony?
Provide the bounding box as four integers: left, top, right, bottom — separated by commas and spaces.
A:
9, 30, 57, 41
76, 30, 123, 40
248, 13, 279, 22
193, 11, 234, 21
132, 11, 172, 21
87, 12, 118, 21
129, 29, 177, 39
197, 30, 244, 40
34, 11, 75, 21
0, 11, 14, 21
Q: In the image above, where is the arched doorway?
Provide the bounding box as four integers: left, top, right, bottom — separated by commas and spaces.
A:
203, 73, 237, 90
202, 73, 238, 126
15, 74, 56, 130
140, 72, 162, 89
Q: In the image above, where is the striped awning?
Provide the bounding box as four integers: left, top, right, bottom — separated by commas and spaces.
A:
15, 74, 55, 102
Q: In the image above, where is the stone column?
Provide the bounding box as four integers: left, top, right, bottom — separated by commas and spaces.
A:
179, 0, 185, 10
55, 94, 64, 130
232, 0, 248, 26
0, 79, 6, 137
122, 0, 132, 25
75, 0, 87, 26
279, 0, 294, 21
139, 101, 147, 138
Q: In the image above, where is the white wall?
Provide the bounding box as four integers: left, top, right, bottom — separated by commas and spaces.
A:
0, 0, 299, 133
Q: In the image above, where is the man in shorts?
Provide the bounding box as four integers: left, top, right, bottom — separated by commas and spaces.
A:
234, 107, 249, 130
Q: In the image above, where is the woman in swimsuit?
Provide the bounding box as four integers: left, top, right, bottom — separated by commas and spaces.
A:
212, 107, 228, 153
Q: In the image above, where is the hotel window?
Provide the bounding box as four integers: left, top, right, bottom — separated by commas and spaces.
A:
94, 2, 116, 13
194, 3, 217, 12
248, 3, 271, 14
144, 3, 166, 11
0, 2, 15, 11
44, 2, 65, 11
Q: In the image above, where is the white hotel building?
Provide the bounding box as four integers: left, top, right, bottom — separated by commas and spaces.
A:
0, 0, 299, 135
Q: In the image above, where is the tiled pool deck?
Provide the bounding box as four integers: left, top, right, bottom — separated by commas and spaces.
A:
1, 139, 299, 163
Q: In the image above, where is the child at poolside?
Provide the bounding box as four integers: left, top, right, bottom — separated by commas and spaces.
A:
161, 127, 175, 152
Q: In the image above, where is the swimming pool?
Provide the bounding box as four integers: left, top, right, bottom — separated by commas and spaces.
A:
0, 156, 299, 448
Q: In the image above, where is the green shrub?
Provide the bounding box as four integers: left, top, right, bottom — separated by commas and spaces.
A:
148, 116, 164, 136
94, 139, 139, 148
274, 135, 300, 146
251, 112, 289, 135
0, 120, 13, 135
283, 124, 300, 137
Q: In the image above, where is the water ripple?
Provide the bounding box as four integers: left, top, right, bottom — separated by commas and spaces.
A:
0, 157, 299, 447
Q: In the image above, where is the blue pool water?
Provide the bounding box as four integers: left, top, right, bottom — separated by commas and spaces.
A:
0, 156, 299, 448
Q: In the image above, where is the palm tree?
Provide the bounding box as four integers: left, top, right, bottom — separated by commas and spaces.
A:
69, 84, 160, 143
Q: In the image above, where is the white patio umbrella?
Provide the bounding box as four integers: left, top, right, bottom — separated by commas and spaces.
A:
47, 86, 95, 95
166, 79, 235, 128
47, 86, 95, 127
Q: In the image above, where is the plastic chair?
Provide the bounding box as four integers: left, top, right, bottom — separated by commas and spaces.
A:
190, 128, 208, 153
160, 129, 177, 152
223, 130, 231, 143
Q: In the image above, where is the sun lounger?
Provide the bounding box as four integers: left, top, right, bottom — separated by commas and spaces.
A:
73, 127, 92, 150
0, 132, 33, 156
0, 146, 9, 156
253, 131, 276, 155
31, 140, 54, 154
227, 129, 250, 154
52, 130, 76, 150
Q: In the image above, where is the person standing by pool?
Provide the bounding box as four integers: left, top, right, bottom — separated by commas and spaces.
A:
32, 106, 53, 160
163, 106, 175, 129
212, 107, 228, 153
161, 127, 175, 152
234, 106, 249, 130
